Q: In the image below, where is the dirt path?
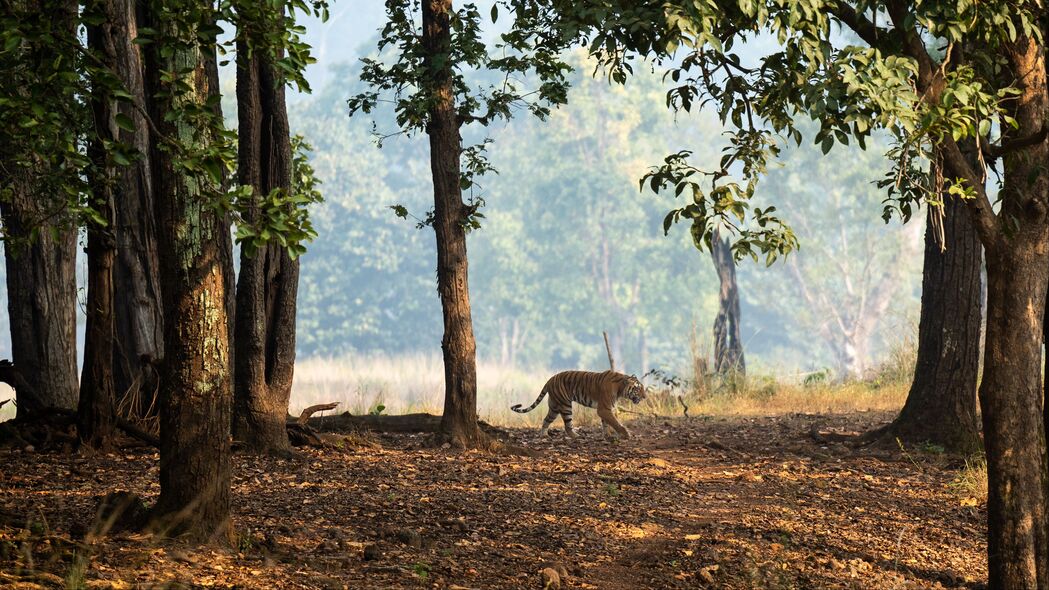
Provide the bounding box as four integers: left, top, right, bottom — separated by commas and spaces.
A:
0, 411, 985, 589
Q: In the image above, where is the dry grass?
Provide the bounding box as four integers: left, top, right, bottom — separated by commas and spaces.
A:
292, 353, 551, 426
950, 455, 989, 504
291, 353, 913, 429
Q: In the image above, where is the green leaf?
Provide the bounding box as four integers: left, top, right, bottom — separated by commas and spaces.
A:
114, 113, 135, 132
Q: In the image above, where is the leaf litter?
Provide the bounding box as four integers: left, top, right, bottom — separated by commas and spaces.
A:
0, 411, 985, 589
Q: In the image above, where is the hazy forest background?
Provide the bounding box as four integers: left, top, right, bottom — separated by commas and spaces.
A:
0, 3, 926, 420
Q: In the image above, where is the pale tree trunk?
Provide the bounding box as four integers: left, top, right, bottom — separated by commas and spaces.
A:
786, 219, 920, 381
0, 0, 79, 415
143, 3, 233, 542
423, 0, 484, 447
232, 30, 298, 456
591, 220, 640, 371
710, 228, 744, 375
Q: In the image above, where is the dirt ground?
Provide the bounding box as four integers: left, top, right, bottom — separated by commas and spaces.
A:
0, 411, 986, 589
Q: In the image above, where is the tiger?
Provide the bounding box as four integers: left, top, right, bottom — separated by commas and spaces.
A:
511, 370, 646, 439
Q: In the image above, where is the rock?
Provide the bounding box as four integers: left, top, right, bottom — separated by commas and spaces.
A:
540, 567, 561, 590
440, 517, 468, 532
167, 549, 198, 564
363, 544, 382, 561
308, 574, 344, 590
394, 528, 423, 549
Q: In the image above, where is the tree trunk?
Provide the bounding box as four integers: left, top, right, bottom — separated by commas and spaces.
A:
710, 228, 744, 375
0, 0, 79, 415
109, 0, 163, 417
422, 0, 484, 448
982, 239, 1049, 589
232, 32, 298, 456
79, 2, 122, 449
969, 35, 1049, 589
142, 4, 233, 543
880, 186, 982, 453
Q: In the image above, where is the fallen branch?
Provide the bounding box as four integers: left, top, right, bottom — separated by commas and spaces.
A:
303, 412, 500, 436
297, 403, 339, 426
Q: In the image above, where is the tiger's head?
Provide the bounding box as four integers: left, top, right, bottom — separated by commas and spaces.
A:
623, 375, 646, 404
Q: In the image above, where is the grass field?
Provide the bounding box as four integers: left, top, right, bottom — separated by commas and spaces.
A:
291, 352, 913, 429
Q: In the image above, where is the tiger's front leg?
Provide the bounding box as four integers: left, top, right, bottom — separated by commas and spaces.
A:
597, 405, 631, 440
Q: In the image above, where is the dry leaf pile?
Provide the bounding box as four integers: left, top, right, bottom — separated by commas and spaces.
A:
0, 411, 986, 589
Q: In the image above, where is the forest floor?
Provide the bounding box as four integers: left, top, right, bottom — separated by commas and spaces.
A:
0, 410, 985, 589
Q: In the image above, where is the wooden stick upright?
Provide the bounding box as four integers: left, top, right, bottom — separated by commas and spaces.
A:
603, 331, 616, 372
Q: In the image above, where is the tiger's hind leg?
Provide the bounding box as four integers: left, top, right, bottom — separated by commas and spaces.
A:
538, 407, 558, 436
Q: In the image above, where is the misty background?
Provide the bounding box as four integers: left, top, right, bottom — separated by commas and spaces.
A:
0, 3, 923, 409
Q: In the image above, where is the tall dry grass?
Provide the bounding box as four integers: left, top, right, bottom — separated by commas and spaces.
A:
292, 349, 914, 429
292, 353, 553, 426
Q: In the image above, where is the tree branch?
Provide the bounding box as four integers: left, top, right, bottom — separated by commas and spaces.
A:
882, 1, 1001, 247
829, 2, 892, 53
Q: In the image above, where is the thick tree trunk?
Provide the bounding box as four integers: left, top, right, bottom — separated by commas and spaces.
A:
232, 34, 298, 455
1, 195, 79, 416
79, 4, 122, 449
971, 35, 1049, 589
880, 187, 982, 453
108, 0, 163, 416
982, 241, 1049, 589
710, 228, 744, 375
422, 0, 484, 448
0, 0, 79, 415
143, 4, 232, 542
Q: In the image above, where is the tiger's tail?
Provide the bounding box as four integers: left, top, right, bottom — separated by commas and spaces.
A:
511, 389, 548, 413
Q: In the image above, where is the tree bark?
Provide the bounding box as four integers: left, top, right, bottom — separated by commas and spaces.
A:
142, 3, 233, 543
971, 34, 1049, 589
232, 30, 298, 456
79, 2, 123, 449
879, 176, 982, 453
422, 0, 484, 448
710, 228, 744, 375
982, 239, 1049, 589
0, 0, 80, 416
109, 0, 164, 416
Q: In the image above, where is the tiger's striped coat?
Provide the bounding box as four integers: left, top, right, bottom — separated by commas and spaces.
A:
511, 370, 646, 439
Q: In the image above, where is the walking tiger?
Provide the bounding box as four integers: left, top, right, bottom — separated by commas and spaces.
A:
511, 370, 646, 439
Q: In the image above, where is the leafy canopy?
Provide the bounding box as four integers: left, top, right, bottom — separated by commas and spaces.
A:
347, 0, 574, 228
540, 0, 1044, 258
0, 0, 327, 257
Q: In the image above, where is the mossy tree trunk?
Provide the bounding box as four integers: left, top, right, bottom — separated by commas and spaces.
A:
142, 0, 233, 542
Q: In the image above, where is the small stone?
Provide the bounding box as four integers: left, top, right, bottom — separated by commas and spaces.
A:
540, 567, 561, 589
395, 528, 423, 549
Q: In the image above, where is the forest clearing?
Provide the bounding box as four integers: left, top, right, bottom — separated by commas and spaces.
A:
1, 409, 985, 589
3, 0, 1047, 588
